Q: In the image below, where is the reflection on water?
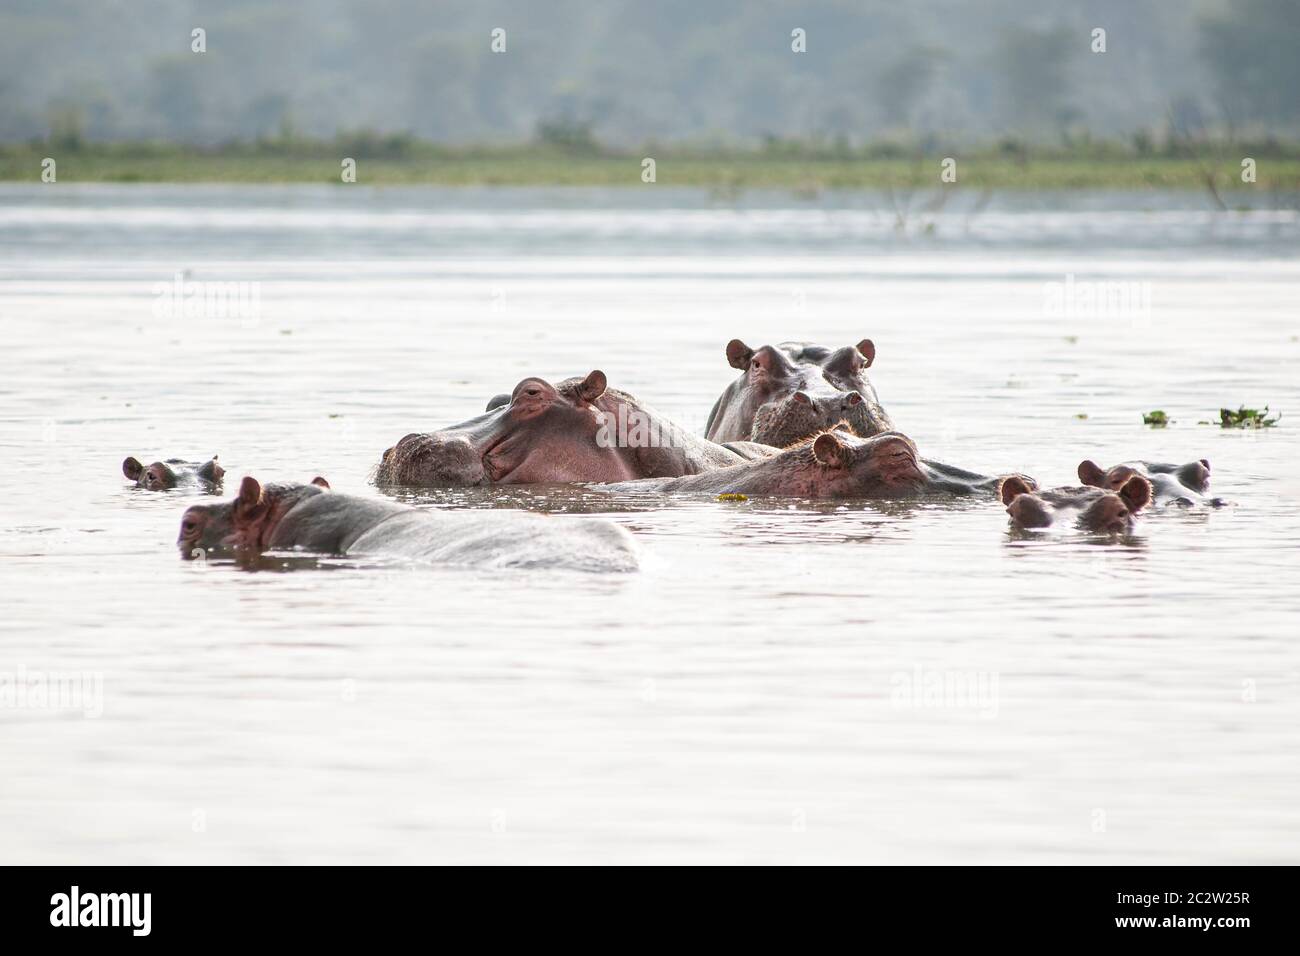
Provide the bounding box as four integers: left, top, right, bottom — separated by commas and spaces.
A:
1, 185, 1298, 864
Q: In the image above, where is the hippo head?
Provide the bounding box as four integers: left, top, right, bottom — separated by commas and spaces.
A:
482, 370, 628, 482
717, 339, 892, 447
378, 371, 622, 486
1078, 458, 1211, 495
801, 428, 926, 497
124, 457, 180, 490
1176, 460, 1212, 494
178, 475, 329, 557
1000, 475, 1152, 534
123, 455, 224, 490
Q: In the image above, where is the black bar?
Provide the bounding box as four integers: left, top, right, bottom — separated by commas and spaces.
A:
1, 865, 1287, 943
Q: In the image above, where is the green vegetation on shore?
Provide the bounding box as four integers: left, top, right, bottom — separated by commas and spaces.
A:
4, 135, 1300, 192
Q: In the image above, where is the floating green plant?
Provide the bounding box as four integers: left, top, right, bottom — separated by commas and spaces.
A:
1142, 410, 1171, 427
717, 493, 748, 502
1209, 406, 1279, 428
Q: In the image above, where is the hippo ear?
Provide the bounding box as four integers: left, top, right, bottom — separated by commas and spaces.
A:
855, 339, 876, 368
812, 431, 849, 468
311, 476, 330, 490
1077, 459, 1106, 487
1200, 459, 1210, 472
578, 370, 607, 404
998, 474, 1035, 505
236, 476, 263, 510
1119, 475, 1152, 513
123, 456, 144, 480
726, 339, 754, 370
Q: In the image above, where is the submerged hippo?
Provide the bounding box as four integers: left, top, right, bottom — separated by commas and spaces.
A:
1078, 458, 1224, 507
376, 370, 765, 487
599, 429, 1030, 499
705, 339, 894, 446
999, 474, 1153, 534
179, 476, 637, 572
123, 455, 224, 491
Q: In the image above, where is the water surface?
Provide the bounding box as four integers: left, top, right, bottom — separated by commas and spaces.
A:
1, 185, 1298, 863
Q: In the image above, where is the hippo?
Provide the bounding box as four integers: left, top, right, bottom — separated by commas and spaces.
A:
376, 370, 767, 487
123, 455, 224, 491
998, 474, 1153, 534
1078, 458, 1225, 507
705, 339, 894, 446
179, 476, 637, 572
598, 428, 1031, 500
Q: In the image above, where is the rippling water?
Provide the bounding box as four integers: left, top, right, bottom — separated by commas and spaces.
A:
2, 184, 1298, 864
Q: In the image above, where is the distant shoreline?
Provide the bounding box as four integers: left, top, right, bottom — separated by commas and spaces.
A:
4, 141, 1299, 192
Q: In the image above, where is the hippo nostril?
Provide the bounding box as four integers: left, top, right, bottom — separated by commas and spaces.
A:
792, 391, 812, 406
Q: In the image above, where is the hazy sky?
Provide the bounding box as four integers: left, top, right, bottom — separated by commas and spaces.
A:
1, 0, 1293, 144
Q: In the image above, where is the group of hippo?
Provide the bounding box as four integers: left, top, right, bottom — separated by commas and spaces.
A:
126, 338, 1222, 572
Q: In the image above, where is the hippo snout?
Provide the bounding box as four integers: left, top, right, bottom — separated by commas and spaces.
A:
869, 432, 923, 482
1006, 494, 1052, 528
378, 433, 486, 487
753, 391, 853, 446
789, 389, 863, 423
874, 432, 918, 455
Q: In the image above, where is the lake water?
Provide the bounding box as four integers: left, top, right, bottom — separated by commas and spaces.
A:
1, 184, 1297, 864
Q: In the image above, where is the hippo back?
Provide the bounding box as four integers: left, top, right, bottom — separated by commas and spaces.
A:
268, 493, 409, 554
347, 509, 639, 572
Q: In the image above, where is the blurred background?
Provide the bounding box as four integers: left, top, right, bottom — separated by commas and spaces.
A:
1, 0, 1297, 181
